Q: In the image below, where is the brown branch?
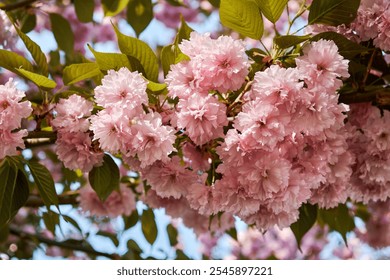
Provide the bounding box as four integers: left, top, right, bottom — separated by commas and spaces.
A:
0, 0, 39, 11
23, 131, 57, 148
9, 225, 121, 259
338, 88, 390, 105
25, 192, 79, 207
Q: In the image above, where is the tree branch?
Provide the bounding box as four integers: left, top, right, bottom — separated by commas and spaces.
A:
0, 0, 39, 11
9, 225, 121, 260
26, 192, 79, 207
23, 131, 57, 148
339, 88, 390, 105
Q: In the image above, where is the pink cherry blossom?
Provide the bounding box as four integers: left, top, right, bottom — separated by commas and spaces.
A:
89, 107, 133, 154
131, 112, 176, 167
78, 184, 136, 218
55, 131, 104, 173
296, 39, 350, 93
94, 67, 148, 115
176, 95, 228, 146
52, 95, 93, 133
0, 78, 33, 130
142, 157, 197, 199
0, 129, 28, 159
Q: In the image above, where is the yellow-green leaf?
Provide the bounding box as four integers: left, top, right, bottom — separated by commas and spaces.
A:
16, 69, 57, 90
63, 63, 101, 85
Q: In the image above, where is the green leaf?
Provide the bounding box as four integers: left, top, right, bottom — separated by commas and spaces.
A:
167, 224, 178, 246
124, 210, 139, 230
226, 227, 237, 240
88, 154, 120, 201
318, 204, 355, 244
310, 31, 369, 59
10, 170, 30, 218
141, 208, 158, 244
161, 19, 193, 76
43, 211, 60, 235
63, 215, 83, 233
208, 0, 221, 7
102, 0, 130, 16
308, 0, 361, 26
161, 44, 176, 76
97, 231, 120, 247
176, 250, 190, 260
50, 13, 75, 53
20, 13, 37, 33
274, 34, 312, 49
147, 80, 167, 93
254, 0, 288, 23
27, 161, 59, 210
0, 49, 34, 74
74, 0, 95, 23
114, 25, 159, 81
63, 63, 101, 85
290, 203, 318, 250
127, 0, 153, 37
0, 158, 18, 228
220, 0, 264, 39
175, 17, 194, 45
14, 25, 49, 76
88, 45, 132, 71
16, 69, 57, 90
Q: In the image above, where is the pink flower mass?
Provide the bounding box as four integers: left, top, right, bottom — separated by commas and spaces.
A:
0, 78, 32, 159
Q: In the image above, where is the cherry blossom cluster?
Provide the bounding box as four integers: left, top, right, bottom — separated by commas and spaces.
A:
189, 39, 352, 230
76, 34, 356, 231
0, 78, 32, 159
78, 184, 136, 218
52, 94, 104, 172
346, 103, 390, 203
90, 68, 176, 168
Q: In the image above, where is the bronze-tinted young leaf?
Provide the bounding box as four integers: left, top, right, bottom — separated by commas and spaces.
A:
27, 161, 59, 210
141, 208, 158, 244
74, 0, 95, 23
88, 154, 120, 201
50, 13, 75, 53
97, 231, 120, 247
126, 0, 153, 37
124, 210, 139, 230
291, 203, 318, 250
254, 0, 288, 23
308, 0, 360, 26
318, 204, 355, 244
167, 224, 178, 246
63, 63, 101, 85
220, 0, 264, 39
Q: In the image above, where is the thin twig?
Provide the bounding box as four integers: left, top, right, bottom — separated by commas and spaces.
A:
338, 88, 390, 105
9, 225, 121, 259
26, 192, 79, 207
0, 0, 38, 11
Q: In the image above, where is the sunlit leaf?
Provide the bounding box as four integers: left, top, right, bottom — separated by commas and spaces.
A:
220, 0, 264, 39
